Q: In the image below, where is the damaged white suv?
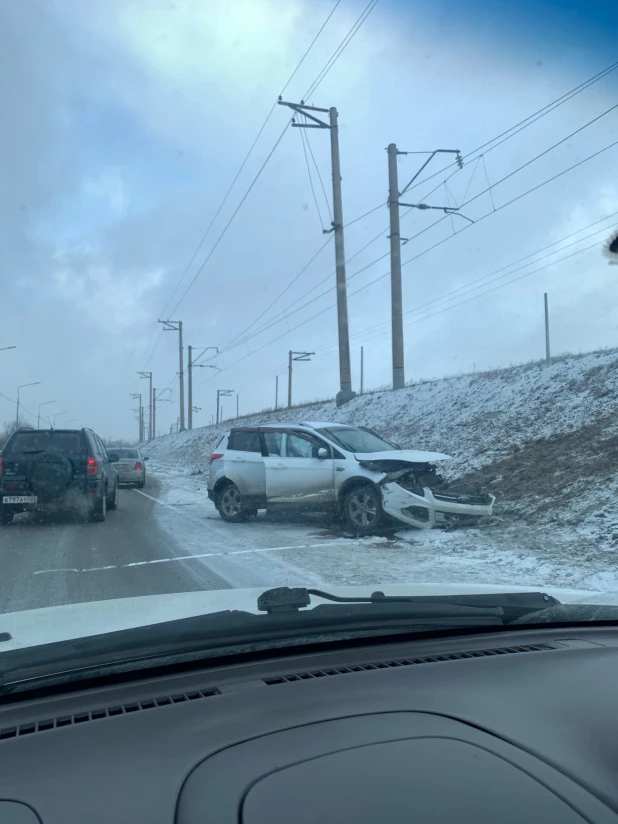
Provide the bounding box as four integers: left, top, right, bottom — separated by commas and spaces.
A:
207, 422, 495, 535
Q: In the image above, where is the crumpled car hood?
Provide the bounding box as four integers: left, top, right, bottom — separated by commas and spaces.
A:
355, 449, 451, 466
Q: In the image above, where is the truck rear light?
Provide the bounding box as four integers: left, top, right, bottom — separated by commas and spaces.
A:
87, 457, 98, 476
209, 453, 224, 464
134, 462, 143, 471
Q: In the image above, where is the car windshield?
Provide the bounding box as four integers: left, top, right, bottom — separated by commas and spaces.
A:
317, 427, 398, 453
7, 431, 85, 454
1, 0, 617, 678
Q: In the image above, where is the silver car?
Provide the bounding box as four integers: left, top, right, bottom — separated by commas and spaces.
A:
207, 422, 494, 535
107, 448, 148, 488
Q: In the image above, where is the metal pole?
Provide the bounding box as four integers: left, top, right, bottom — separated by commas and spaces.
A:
187, 346, 193, 430
288, 351, 293, 409
544, 292, 551, 361
360, 346, 364, 395
236, 394, 239, 419
15, 388, 19, 428
329, 106, 355, 407
152, 390, 156, 441
388, 143, 405, 389
178, 321, 185, 431
140, 406, 145, 443
216, 389, 220, 425
275, 375, 279, 411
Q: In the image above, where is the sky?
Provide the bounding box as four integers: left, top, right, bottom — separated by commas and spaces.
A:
1, 0, 618, 440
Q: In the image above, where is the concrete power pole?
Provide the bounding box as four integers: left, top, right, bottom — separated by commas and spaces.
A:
131, 393, 143, 442
138, 372, 152, 439
544, 293, 551, 361
288, 351, 314, 409
275, 375, 279, 411
278, 99, 355, 407
216, 389, 233, 425
187, 346, 219, 430
360, 346, 364, 395
387, 144, 405, 390
158, 320, 185, 431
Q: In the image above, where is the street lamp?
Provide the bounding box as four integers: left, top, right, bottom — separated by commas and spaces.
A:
52, 411, 67, 427
1, 346, 16, 353
16, 381, 41, 427
37, 400, 55, 429
65, 418, 78, 427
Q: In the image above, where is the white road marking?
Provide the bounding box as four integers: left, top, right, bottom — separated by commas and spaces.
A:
33, 541, 350, 575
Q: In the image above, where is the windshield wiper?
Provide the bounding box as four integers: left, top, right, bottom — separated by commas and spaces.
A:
257, 587, 560, 622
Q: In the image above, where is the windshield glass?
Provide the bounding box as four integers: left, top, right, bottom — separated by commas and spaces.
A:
1, 0, 616, 679
318, 427, 398, 453
7, 431, 85, 454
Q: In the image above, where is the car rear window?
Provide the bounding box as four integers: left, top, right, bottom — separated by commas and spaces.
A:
118, 449, 138, 459
228, 430, 261, 453
8, 431, 86, 454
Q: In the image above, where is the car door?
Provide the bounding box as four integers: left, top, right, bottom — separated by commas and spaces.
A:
263, 429, 335, 505
95, 435, 115, 487
224, 429, 266, 498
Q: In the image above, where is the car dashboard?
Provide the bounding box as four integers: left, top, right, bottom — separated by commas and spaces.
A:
1, 625, 618, 823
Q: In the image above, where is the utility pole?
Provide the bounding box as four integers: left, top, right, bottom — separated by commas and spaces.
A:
187, 345, 219, 430
137, 372, 152, 439
387, 143, 404, 389
275, 375, 279, 410
158, 320, 185, 431
152, 388, 172, 439
216, 389, 234, 425
236, 394, 239, 419
279, 99, 355, 406
360, 346, 364, 395
131, 393, 143, 441
544, 293, 551, 361
288, 350, 314, 409
392, 147, 467, 389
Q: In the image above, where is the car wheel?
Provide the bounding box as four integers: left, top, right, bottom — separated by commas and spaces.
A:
138, 477, 145, 489
90, 487, 107, 522
107, 480, 119, 510
343, 484, 383, 536
218, 482, 249, 523
0, 506, 14, 526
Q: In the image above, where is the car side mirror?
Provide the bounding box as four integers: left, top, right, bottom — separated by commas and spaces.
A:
109, 454, 119, 463
143, 456, 149, 461
317, 447, 329, 459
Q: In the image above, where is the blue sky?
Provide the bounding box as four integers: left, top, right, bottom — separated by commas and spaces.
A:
1, 0, 618, 438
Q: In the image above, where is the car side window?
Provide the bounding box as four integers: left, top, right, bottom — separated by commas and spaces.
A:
228, 430, 261, 453
263, 431, 282, 457
283, 432, 321, 459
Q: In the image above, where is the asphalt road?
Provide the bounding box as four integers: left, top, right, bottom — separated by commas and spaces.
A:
0, 477, 232, 615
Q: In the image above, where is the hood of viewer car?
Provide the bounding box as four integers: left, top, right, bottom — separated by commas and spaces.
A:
2, 583, 618, 652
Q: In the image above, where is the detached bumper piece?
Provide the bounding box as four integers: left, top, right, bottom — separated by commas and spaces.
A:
381, 483, 495, 529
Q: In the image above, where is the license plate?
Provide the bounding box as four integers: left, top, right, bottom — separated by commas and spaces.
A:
2, 496, 37, 504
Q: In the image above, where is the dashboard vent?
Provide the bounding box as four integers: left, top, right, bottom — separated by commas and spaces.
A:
262, 643, 557, 685
0, 687, 220, 741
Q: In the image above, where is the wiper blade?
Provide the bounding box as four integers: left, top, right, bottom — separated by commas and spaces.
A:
258, 587, 560, 621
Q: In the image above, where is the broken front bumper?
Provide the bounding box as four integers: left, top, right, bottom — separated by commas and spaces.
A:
381, 483, 495, 529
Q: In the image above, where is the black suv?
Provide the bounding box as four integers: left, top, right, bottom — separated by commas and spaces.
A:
0, 428, 120, 525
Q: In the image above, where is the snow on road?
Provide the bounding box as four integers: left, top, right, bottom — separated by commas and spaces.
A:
148, 466, 618, 595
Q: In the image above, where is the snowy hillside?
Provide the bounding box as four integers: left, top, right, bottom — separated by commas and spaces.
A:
143, 348, 618, 547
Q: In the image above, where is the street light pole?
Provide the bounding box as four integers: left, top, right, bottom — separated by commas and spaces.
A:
52, 411, 67, 427
37, 400, 55, 429
16, 381, 40, 427
0, 346, 16, 353
158, 320, 185, 431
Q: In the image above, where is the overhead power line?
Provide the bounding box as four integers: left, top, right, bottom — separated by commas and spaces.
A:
201, 138, 618, 384
219, 59, 618, 354
216, 107, 618, 357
